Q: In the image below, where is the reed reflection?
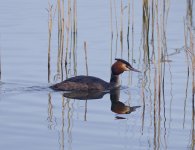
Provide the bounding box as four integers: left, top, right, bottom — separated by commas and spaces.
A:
184, 0, 195, 148
46, 0, 195, 149
47, 95, 74, 150
140, 0, 171, 148
47, 93, 55, 129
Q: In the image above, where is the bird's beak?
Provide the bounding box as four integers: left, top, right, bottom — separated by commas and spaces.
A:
127, 65, 141, 73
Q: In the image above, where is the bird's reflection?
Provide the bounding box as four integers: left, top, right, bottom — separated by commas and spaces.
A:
110, 88, 140, 114
63, 90, 108, 100
63, 88, 140, 115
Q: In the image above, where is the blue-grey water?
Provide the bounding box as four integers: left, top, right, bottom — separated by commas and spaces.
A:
0, 0, 195, 150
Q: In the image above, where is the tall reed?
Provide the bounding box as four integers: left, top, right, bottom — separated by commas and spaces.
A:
142, 0, 150, 63
73, 0, 77, 34
131, 0, 134, 62
110, 0, 113, 68
84, 41, 88, 121
127, 0, 130, 60
84, 41, 88, 76
72, 0, 77, 76
114, 0, 119, 58
48, 0, 78, 81
64, 0, 71, 78
120, 0, 124, 57
47, 1, 53, 83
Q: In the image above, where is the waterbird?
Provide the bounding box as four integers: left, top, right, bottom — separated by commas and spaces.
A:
50, 58, 140, 91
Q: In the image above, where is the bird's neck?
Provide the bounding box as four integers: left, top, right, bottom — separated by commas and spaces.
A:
110, 73, 120, 88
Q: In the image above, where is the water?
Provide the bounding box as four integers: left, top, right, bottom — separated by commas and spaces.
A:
0, 0, 195, 150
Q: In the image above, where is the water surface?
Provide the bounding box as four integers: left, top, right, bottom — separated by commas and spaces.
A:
0, 0, 195, 150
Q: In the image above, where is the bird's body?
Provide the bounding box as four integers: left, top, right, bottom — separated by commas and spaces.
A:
51, 75, 110, 91
50, 59, 140, 91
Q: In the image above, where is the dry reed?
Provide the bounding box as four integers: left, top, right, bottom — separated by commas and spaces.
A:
120, 0, 123, 57
47, 0, 78, 81
47, 1, 53, 83
73, 0, 77, 34
56, 0, 65, 81
127, 0, 130, 60
114, 0, 119, 58
72, 0, 78, 76
84, 41, 88, 76
142, 0, 150, 63
110, 0, 113, 68
84, 41, 88, 120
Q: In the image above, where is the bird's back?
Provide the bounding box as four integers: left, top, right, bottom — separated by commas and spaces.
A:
50, 75, 110, 91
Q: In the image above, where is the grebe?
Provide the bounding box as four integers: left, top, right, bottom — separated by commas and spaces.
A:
50, 58, 140, 91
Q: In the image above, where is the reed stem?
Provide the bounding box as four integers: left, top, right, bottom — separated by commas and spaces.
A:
47, 1, 53, 83
84, 41, 88, 76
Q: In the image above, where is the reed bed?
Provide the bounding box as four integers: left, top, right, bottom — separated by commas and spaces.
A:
47, 1, 77, 144
141, 0, 195, 148
109, 1, 171, 145
109, 0, 194, 148
47, 0, 78, 82
46, 0, 195, 148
